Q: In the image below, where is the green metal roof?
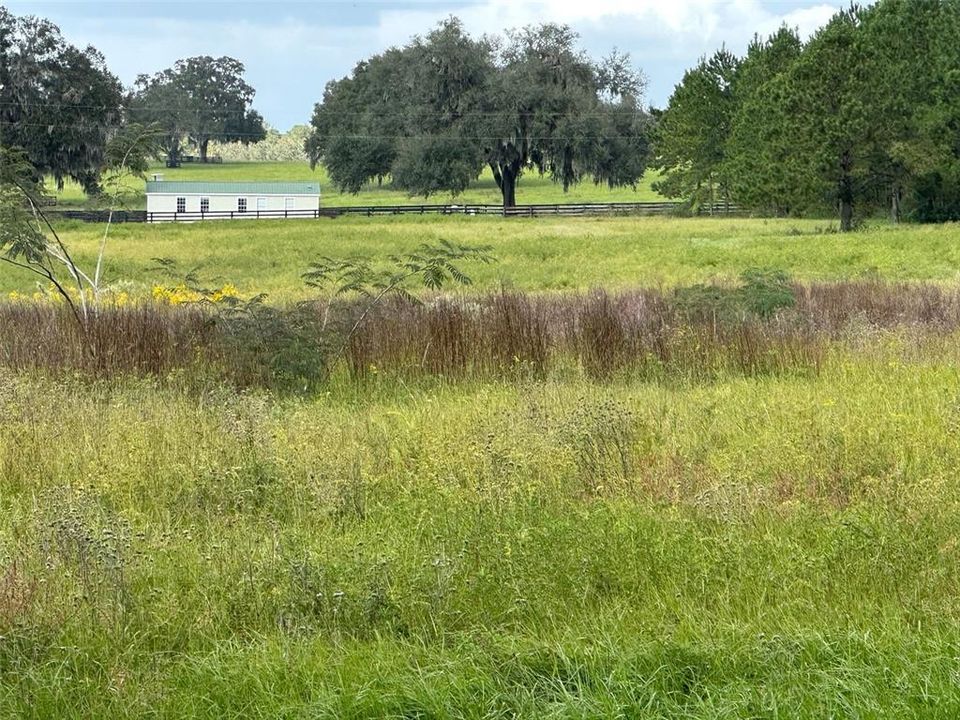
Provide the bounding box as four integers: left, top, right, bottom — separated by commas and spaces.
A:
145, 181, 320, 195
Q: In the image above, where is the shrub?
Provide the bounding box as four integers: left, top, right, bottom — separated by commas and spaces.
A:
673, 268, 795, 322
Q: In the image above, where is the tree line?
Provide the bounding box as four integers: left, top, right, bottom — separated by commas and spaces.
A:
0, 7, 265, 195
654, 0, 960, 229
3, 1, 960, 226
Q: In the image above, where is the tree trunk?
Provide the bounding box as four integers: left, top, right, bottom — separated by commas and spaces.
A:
839, 195, 853, 232
199, 138, 209, 163
167, 136, 181, 166
500, 164, 518, 208
891, 182, 902, 224
838, 151, 854, 233
490, 163, 503, 192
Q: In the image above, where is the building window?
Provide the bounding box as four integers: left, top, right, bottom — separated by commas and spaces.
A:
284, 197, 295, 210
176, 197, 186, 213
237, 197, 247, 213
200, 197, 209, 213
256, 197, 267, 211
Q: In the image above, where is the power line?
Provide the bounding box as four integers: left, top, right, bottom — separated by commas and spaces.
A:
0, 101, 646, 119
0, 120, 649, 141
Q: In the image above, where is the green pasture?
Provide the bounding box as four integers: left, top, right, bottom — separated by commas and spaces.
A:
51, 161, 666, 209
4, 215, 960, 300
6, 212, 960, 717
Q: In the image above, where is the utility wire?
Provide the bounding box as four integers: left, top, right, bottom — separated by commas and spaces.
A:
0, 101, 647, 119
0, 122, 648, 141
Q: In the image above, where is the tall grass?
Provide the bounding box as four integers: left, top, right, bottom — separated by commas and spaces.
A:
0, 303, 213, 377
7, 274, 960, 716
7, 280, 960, 387
3, 355, 960, 716
347, 288, 825, 380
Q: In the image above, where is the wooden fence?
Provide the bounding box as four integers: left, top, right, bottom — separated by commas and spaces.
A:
49, 201, 738, 224
52, 209, 147, 223
165, 155, 224, 168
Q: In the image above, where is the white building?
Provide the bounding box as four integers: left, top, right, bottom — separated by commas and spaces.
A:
145, 180, 321, 221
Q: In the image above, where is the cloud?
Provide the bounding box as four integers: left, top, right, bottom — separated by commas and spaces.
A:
374, 0, 842, 108
11, 0, 845, 128
376, 0, 840, 48
52, 13, 384, 129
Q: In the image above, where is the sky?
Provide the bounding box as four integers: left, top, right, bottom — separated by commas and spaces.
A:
9, 0, 842, 130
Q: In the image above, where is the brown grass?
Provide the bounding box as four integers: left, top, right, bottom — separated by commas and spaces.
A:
348, 288, 824, 380
0, 303, 215, 377
5, 280, 960, 386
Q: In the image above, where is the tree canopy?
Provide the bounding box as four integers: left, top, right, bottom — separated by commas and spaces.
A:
306, 19, 652, 207
0, 8, 124, 193
131, 56, 266, 163
655, 0, 960, 230
651, 48, 738, 211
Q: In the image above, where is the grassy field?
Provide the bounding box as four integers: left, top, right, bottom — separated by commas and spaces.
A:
51, 161, 666, 209
4, 215, 960, 301
5, 347, 960, 716
5, 215, 960, 716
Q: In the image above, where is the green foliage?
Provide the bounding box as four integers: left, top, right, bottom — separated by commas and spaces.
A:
673, 268, 795, 321
0, 148, 47, 264
150, 257, 332, 389
738, 267, 796, 316
307, 18, 652, 207
304, 240, 496, 297
724, 28, 807, 215
0, 147, 88, 325
659, 0, 960, 228
391, 136, 484, 198
130, 56, 266, 163
652, 49, 739, 209
782, 9, 868, 232
0, 7, 123, 193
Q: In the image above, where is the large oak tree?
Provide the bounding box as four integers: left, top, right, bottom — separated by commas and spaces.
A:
131, 56, 266, 163
307, 19, 651, 208
0, 8, 123, 193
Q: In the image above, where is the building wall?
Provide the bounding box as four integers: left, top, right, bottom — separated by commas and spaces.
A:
146, 193, 319, 220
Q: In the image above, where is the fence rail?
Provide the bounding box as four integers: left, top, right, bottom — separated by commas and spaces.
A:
165, 155, 224, 167
49, 201, 738, 224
